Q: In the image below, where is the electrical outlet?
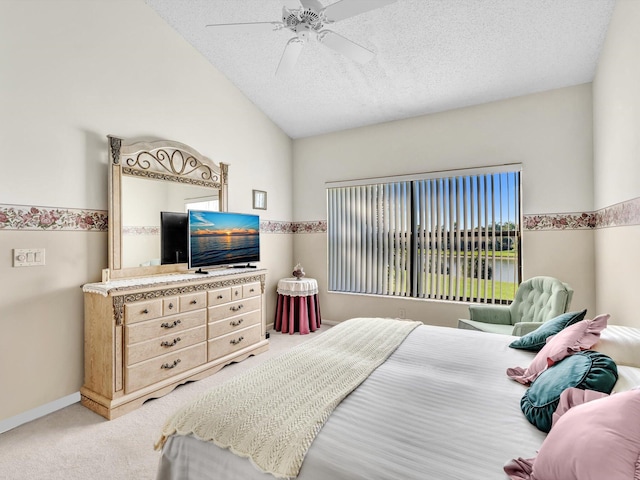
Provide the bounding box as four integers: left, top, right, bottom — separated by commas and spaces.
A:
399, 308, 406, 319
13, 248, 45, 267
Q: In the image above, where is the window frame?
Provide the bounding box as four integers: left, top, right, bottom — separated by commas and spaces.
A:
326, 164, 522, 304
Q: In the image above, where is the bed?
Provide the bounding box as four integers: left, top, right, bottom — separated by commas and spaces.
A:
154, 317, 640, 480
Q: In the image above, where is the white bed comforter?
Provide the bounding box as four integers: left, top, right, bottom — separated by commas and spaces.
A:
156, 322, 546, 480
156, 318, 420, 478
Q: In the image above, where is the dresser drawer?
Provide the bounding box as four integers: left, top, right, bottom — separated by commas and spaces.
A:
208, 310, 261, 339
231, 286, 243, 300
126, 309, 206, 345
179, 292, 207, 312
126, 325, 206, 366
208, 287, 231, 306
243, 282, 261, 298
125, 343, 206, 393
208, 324, 261, 361
124, 299, 163, 324
163, 297, 179, 315
207, 296, 261, 322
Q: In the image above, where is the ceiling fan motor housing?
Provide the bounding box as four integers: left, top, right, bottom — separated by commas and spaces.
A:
283, 6, 325, 39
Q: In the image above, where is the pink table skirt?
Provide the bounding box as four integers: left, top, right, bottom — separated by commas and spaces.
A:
274, 293, 321, 335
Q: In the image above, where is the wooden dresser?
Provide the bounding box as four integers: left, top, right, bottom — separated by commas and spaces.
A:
81, 269, 268, 419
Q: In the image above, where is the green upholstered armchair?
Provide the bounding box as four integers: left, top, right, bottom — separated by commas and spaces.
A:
457, 276, 574, 336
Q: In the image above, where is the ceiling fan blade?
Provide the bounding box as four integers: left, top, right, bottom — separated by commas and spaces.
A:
299, 0, 325, 11
323, 0, 397, 22
319, 30, 375, 64
205, 22, 284, 33
282, 0, 302, 9
276, 38, 305, 76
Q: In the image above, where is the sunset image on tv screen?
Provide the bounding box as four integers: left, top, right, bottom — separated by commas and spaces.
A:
188, 211, 260, 268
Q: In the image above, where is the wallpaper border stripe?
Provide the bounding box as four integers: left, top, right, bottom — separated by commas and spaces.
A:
524, 196, 640, 231
0, 204, 107, 232
0, 197, 639, 233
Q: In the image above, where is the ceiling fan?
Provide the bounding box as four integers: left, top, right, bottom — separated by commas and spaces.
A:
205, 0, 398, 76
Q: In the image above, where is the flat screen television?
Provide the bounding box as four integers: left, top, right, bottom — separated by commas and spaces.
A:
160, 211, 188, 265
188, 210, 260, 271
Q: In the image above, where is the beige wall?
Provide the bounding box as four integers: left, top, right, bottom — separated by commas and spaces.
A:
594, 227, 640, 326
0, 0, 293, 422
0, 231, 106, 414
293, 85, 597, 325
592, 0, 640, 326
292, 84, 594, 220
522, 229, 596, 314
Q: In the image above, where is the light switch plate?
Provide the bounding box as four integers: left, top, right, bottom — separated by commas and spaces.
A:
13, 248, 45, 267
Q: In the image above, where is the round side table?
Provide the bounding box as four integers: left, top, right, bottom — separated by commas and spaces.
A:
274, 278, 321, 334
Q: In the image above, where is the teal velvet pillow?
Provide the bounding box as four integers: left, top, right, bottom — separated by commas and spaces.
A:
509, 309, 588, 351
520, 350, 618, 432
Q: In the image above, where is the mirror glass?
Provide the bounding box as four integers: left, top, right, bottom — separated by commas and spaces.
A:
120, 175, 219, 269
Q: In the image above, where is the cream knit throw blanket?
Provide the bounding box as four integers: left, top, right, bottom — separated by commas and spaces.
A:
155, 317, 421, 479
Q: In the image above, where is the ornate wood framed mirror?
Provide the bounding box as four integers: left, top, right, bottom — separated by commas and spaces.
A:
106, 136, 228, 280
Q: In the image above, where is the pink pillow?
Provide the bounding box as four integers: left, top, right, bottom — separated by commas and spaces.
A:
507, 314, 609, 385
550, 386, 608, 428
505, 388, 640, 480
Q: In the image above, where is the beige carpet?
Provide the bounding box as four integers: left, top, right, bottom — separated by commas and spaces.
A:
0, 327, 330, 480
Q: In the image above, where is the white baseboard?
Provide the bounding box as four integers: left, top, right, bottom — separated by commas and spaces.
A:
0, 392, 80, 434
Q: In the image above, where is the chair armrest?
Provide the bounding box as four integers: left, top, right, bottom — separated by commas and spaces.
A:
468, 305, 512, 325
511, 322, 543, 337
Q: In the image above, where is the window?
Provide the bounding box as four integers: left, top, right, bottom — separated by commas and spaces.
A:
185, 196, 219, 213
327, 166, 521, 303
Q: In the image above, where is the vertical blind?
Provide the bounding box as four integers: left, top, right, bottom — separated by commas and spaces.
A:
327, 169, 521, 303
328, 182, 411, 296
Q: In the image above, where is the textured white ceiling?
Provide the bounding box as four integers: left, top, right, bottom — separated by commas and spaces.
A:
145, 0, 615, 139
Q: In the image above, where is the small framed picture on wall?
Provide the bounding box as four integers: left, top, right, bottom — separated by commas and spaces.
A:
253, 190, 267, 210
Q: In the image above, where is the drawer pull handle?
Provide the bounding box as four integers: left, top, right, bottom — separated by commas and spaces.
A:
230, 319, 244, 327
249, 288, 255, 293
161, 359, 181, 369
235, 291, 239, 296
161, 319, 182, 329
230, 304, 244, 312
230, 336, 244, 345
142, 309, 149, 314
217, 295, 223, 299
160, 337, 181, 347
168, 303, 174, 310
190, 299, 198, 305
